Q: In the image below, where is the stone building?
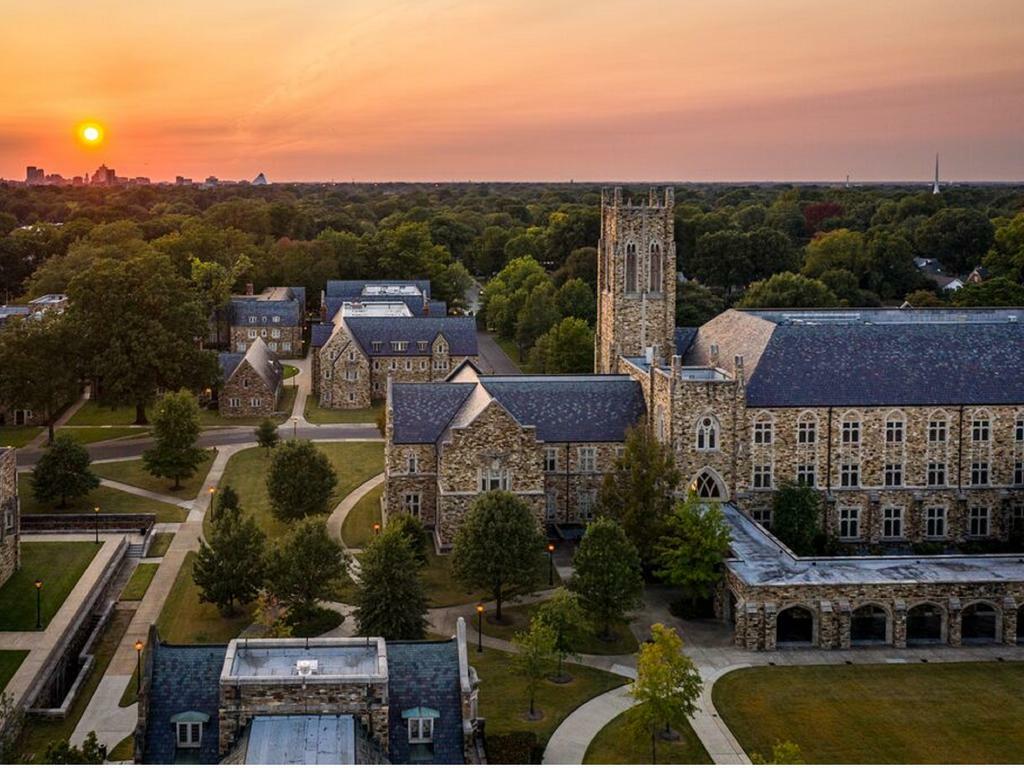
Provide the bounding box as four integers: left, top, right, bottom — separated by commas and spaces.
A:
312, 300, 478, 410
385, 362, 645, 550
320, 279, 446, 320
0, 448, 20, 588
228, 285, 305, 355
136, 620, 482, 764
217, 338, 283, 418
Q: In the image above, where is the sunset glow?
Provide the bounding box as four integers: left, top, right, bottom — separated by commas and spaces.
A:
80, 124, 102, 144
1, 0, 1023, 181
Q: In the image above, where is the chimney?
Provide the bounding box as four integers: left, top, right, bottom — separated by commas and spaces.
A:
734, 354, 745, 384
709, 343, 720, 367
245, 282, 254, 296
671, 354, 681, 379
644, 346, 654, 365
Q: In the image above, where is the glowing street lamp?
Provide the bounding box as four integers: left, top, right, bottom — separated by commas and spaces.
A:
94, 506, 100, 544
33, 579, 43, 629
373, 523, 381, 536
475, 603, 484, 653
547, 543, 556, 587
134, 639, 144, 695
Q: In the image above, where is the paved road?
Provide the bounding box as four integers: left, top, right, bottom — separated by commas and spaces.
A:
475, 331, 522, 374
16, 423, 381, 467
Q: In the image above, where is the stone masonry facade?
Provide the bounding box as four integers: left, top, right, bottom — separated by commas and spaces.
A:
218, 358, 281, 418
229, 324, 303, 356
0, 448, 20, 588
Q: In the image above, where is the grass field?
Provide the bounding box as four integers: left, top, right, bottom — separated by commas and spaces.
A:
0, 426, 43, 448
17, 475, 187, 523
471, 645, 626, 749
108, 736, 134, 761
155, 551, 254, 644
0, 541, 100, 630
0, 649, 28, 692
147, 531, 174, 557
420, 544, 560, 608
340, 486, 382, 548
713, 663, 1024, 764
121, 563, 158, 601
68, 391, 298, 428
15, 608, 134, 762
495, 336, 534, 373
282, 364, 299, 380
462, 601, 637, 655
304, 399, 383, 425
211, 442, 383, 539
57, 426, 150, 444
584, 706, 712, 764
94, 451, 215, 500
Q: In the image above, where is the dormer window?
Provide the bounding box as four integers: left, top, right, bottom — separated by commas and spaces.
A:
171, 711, 209, 749
272, 315, 281, 323
248, 315, 257, 324
418, 340, 428, 352
392, 341, 408, 352
372, 341, 383, 353
403, 706, 439, 753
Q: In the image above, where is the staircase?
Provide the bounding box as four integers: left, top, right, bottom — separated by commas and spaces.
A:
127, 541, 146, 558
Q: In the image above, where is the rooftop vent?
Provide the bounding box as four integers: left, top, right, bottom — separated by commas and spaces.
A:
295, 659, 319, 677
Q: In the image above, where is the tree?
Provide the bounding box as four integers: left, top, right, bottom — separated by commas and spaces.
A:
515, 282, 561, 357
904, 289, 945, 307
690, 230, 752, 291
266, 440, 337, 521
570, 518, 644, 639
628, 624, 703, 764
676, 281, 724, 327
527, 317, 594, 373
983, 212, 1024, 281
656, 494, 731, 609
555, 278, 596, 324
451, 491, 545, 621
747, 227, 797, 280
771, 482, 823, 556
0, 314, 82, 443
598, 422, 680, 566
751, 741, 804, 764
31, 433, 99, 508
512, 618, 558, 720
802, 229, 867, 279
142, 390, 207, 491
255, 418, 279, 453
737, 272, 840, 309
864, 230, 920, 299
268, 517, 348, 620
386, 513, 428, 565
193, 488, 267, 614
66, 250, 219, 424
45, 732, 107, 764
354, 527, 428, 639
915, 208, 994, 274
952, 276, 1024, 307
535, 588, 588, 682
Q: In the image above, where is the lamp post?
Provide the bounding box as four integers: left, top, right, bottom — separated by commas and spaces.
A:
372, 522, 381, 536
208, 486, 216, 520
475, 603, 484, 653
134, 639, 144, 695
94, 506, 100, 544
547, 543, 555, 587
292, 416, 298, 439
33, 579, 43, 629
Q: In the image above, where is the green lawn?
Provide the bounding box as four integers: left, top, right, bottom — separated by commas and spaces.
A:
211, 442, 384, 540
471, 645, 626, 749
17, 475, 187, 523
422, 547, 560, 609
121, 563, 158, 601
15, 608, 134, 762
93, 451, 215, 500
713, 663, 1024, 764
0, 649, 29, 693
463, 601, 637, 655
304, 398, 383, 426
108, 735, 134, 761
57, 426, 149, 444
0, 542, 100, 630
282, 364, 299, 380
0, 426, 43, 448
155, 551, 254, 644
495, 336, 533, 373
147, 531, 174, 557
340, 486, 382, 548
66, 401, 140, 426
584, 706, 712, 764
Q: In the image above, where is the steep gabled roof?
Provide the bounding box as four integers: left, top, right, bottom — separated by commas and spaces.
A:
310, 322, 334, 348
391, 383, 476, 443
229, 286, 305, 326
345, 317, 478, 357
219, 338, 283, 390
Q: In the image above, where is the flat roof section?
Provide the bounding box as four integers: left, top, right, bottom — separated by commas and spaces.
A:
221, 638, 387, 682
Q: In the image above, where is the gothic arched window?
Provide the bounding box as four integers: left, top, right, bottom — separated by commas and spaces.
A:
696, 415, 719, 451
649, 241, 662, 293
625, 242, 638, 293
692, 469, 726, 499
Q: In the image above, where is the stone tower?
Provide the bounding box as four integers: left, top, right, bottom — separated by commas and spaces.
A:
595, 187, 676, 374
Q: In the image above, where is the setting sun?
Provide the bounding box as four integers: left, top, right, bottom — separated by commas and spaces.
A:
78, 123, 103, 145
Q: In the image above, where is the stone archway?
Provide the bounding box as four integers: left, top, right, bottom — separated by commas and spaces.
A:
907, 603, 944, 644
962, 602, 999, 644
691, 468, 727, 500
851, 604, 889, 645
777, 605, 815, 645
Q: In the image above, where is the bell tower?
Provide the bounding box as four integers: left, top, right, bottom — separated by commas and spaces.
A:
595, 187, 676, 373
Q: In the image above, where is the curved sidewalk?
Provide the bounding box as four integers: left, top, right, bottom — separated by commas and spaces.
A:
326, 472, 385, 549
542, 685, 633, 764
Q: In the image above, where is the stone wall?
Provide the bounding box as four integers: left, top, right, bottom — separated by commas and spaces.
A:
541, 442, 621, 524
219, 359, 280, 418
229, 324, 303, 356
384, 442, 439, 527
0, 449, 19, 587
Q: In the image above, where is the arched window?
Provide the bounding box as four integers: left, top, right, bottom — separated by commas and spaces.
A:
649, 241, 662, 293
696, 415, 719, 451
406, 451, 418, 474
625, 242, 638, 293
796, 412, 817, 445
691, 469, 726, 499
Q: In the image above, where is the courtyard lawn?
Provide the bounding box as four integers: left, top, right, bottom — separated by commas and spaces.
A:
108, 736, 134, 761
0, 650, 28, 693
93, 451, 215, 500
471, 645, 626, 750
584, 706, 712, 764
211, 442, 384, 540
17, 475, 187, 523
713, 662, 1024, 764
0, 426, 43, 448
282, 364, 299, 380
57, 426, 149, 444
340, 486, 382, 548
462, 601, 636, 655
121, 563, 158, 601
422, 546, 560, 609
14, 608, 134, 762
147, 531, 174, 557
66, 401, 141, 426
156, 551, 254, 644
495, 336, 536, 373
0, 542, 100, 630
304, 398, 383, 426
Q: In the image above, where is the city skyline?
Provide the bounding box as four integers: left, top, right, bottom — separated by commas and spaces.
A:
1, 0, 1023, 182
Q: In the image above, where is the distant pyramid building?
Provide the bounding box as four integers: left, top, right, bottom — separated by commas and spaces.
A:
252, 172, 268, 186
932, 154, 940, 195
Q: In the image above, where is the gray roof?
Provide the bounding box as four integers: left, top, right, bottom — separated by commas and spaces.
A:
386, 640, 465, 764
323, 294, 444, 320
345, 317, 478, 357
391, 383, 476, 443
242, 716, 356, 764
229, 286, 305, 326
744, 309, 1024, 407
310, 322, 334, 348
0, 305, 30, 322
219, 338, 283, 390
325, 279, 431, 298
674, 327, 698, 356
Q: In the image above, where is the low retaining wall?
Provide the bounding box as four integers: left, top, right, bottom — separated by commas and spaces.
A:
20, 513, 155, 535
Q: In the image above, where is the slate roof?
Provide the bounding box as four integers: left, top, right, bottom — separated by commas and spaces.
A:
218, 338, 283, 390
391, 383, 476, 443
386, 640, 464, 764
325, 279, 431, 298
143, 642, 227, 765
345, 317, 478, 357
310, 322, 334, 348
218, 352, 245, 381
674, 326, 698, 356
229, 286, 305, 326
323, 294, 441, 320
744, 311, 1024, 407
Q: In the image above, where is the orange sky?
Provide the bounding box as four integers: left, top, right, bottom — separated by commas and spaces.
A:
1, 0, 1022, 182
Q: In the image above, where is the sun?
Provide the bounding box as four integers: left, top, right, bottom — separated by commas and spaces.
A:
78, 123, 104, 145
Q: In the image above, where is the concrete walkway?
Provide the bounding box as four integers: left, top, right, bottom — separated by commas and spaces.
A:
98, 478, 192, 508
542, 685, 633, 764
70, 675, 136, 750
24, 389, 91, 451
285, 355, 310, 425
475, 332, 521, 374
326, 472, 385, 549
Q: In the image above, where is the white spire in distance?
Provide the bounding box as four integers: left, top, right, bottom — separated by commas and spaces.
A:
932, 154, 940, 195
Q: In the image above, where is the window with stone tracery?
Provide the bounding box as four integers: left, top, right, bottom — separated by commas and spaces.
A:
649, 242, 662, 292
696, 415, 718, 451
625, 242, 638, 293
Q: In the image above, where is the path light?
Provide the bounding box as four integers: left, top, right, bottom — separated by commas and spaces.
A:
134, 639, 144, 695
475, 603, 484, 653
373, 522, 381, 536
547, 543, 555, 587
292, 416, 299, 439
34, 579, 43, 629
94, 506, 100, 544
208, 487, 216, 519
